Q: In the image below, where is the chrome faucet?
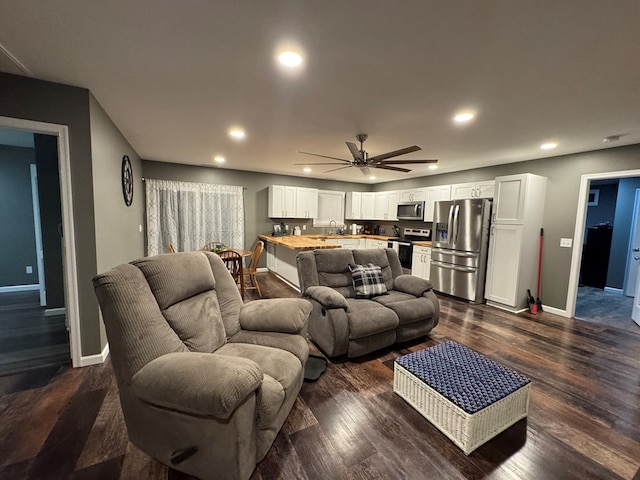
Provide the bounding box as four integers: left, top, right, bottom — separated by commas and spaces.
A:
329, 220, 337, 235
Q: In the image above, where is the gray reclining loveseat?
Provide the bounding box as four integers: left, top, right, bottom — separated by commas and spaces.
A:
297, 248, 439, 358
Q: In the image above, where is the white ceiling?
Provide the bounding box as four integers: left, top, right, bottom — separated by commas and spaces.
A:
1, 1, 639, 183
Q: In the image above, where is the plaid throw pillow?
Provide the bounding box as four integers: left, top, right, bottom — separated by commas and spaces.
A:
348, 263, 388, 298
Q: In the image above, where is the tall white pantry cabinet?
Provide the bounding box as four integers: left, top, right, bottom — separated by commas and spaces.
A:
484, 173, 548, 312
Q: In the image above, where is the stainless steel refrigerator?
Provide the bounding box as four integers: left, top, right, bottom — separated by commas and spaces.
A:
430, 198, 492, 303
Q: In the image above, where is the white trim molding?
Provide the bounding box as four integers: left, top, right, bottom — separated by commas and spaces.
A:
80, 343, 110, 367
0, 116, 81, 369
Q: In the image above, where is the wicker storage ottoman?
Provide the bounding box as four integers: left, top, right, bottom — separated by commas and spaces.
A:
394, 341, 531, 454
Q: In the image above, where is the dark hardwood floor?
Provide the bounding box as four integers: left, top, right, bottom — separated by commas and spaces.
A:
1, 272, 639, 480
0, 291, 70, 376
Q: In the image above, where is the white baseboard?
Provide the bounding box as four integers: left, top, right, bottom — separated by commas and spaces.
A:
486, 301, 528, 314
604, 287, 623, 295
0, 284, 39, 293
45, 307, 66, 317
79, 342, 109, 367
539, 305, 569, 317
257, 267, 269, 273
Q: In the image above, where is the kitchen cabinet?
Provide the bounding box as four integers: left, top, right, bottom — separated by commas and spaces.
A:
365, 238, 389, 249
374, 190, 399, 220
450, 180, 495, 200
266, 241, 276, 270
411, 245, 432, 280
268, 185, 318, 218
294, 187, 319, 219
484, 173, 547, 311
331, 238, 362, 249
424, 185, 451, 222
399, 188, 426, 202
484, 225, 523, 306
346, 191, 375, 219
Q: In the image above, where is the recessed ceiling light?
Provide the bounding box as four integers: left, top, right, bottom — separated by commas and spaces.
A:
228, 128, 246, 140
603, 135, 621, 143
213, 155, 225, 164
369, 175, 376, 180
453, 112, 475, 124
303, 167, 312, 173
428, 165, 438, 170
278, 51, 303, 67
540, 142, 557, 150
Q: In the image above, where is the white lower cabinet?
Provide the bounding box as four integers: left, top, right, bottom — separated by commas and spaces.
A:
331, 238, 361, 249
411, 246, 432, 280
365, 239, 388, 249
484, 225, 523, 306
266, 241, 276, 270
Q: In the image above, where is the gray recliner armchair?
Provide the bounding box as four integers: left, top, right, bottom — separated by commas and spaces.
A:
297, 248, 439, 358
93, 251, 311, 480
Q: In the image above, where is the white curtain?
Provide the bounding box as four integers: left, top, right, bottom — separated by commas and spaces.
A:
146, 179, 245, 255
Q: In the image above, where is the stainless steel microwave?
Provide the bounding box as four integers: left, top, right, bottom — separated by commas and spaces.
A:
396, 201, 425, 220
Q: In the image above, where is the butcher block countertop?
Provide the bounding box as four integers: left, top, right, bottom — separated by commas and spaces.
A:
258, 234, 341, 251
412, 241, 433, 247
258, 234, 398, 251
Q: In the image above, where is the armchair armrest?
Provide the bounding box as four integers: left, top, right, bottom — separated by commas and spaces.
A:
303, 285, 349, 309
239, 298, 312, 334
393, 274, 433, 297
131, 352, 262, 419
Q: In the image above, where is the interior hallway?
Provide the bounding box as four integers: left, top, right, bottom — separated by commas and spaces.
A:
575, 286, 639, 334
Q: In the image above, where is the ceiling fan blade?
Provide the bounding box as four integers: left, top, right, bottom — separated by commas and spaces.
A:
294, 162, 350, 165
346, 142, 363, 160
297, 151, 352, 163
379, 159, 438, 165
368, 145, 422, 163
375, 164, 412, 173
323, 165, 354, 173
358, 166, 371, 176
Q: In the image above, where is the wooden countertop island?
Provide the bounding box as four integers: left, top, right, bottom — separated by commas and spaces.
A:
258, 235, 340, 251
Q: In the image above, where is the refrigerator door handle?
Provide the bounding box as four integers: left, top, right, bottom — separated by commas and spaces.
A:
431, 260, 477, 273
452, 204, 460, 244
432, 249, 478, 258
446, 205, 455, 245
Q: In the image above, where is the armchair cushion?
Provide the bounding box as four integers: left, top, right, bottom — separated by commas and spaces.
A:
130, 352, 262, 419
239, 298, 311, 334
304, 285, 349, 309
393, 274, 433, 297
348, 263, 388, 298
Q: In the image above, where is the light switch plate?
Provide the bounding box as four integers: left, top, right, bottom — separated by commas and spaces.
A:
560, 238, 572, 248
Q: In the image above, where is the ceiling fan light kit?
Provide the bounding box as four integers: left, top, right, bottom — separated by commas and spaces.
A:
296, 134, 438, 176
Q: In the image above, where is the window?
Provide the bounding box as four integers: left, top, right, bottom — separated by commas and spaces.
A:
313, 190, 345, 228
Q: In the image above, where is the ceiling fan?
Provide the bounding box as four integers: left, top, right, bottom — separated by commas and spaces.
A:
296, 133, 438, 176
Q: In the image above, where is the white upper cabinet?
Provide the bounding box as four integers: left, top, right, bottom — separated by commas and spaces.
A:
268, 185, 318, 218
374, 191, 399, 220
345, 191, 363, 219
492, 174, 547, 225
399, 188, 427, 202
361, 192, 376, 219
268, 185, 297, 218
295, 187, 319, 218
424, 185, 451, 222
450, 180, 495, 200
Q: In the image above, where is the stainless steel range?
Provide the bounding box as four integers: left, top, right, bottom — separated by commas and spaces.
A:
388, 228, 431, 270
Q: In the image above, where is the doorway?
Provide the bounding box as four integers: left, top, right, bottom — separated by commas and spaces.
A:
0, 116, 80, 371
569, 170, 640, 334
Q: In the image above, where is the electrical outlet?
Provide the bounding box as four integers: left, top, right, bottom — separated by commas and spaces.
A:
139, 224, 143, 233
302, 225, 306, 230
26, 266, 33, 274
560, 238, 572, 248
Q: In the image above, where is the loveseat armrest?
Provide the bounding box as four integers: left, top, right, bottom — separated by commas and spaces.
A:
130, 352, 262, 419
239, 298, 312, 334
303, 285, 349, 309
393, 274, 434, 297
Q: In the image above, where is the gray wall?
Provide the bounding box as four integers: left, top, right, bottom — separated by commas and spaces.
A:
90, 93, 145, 348
585, 183, 617, 230
0, 144, 37, 286
145, 143, 640, 310
0, 71, 100, 355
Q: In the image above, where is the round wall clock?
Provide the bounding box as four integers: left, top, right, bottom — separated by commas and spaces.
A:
121, 155, 134, 206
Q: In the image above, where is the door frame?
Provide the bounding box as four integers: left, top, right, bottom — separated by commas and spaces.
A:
566, 168, 640, 317
0, 115, 80, 368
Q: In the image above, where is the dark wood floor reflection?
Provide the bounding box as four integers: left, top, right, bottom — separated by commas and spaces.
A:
0, 291, 70, 376
1, 272, 639, 479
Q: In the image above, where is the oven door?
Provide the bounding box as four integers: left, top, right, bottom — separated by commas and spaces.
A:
396, 241, 413, 270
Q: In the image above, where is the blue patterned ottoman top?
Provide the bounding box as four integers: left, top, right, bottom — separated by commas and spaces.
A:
395, 341, 530, 414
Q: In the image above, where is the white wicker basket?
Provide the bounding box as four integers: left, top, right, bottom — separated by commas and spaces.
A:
394, 362, 530, 455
